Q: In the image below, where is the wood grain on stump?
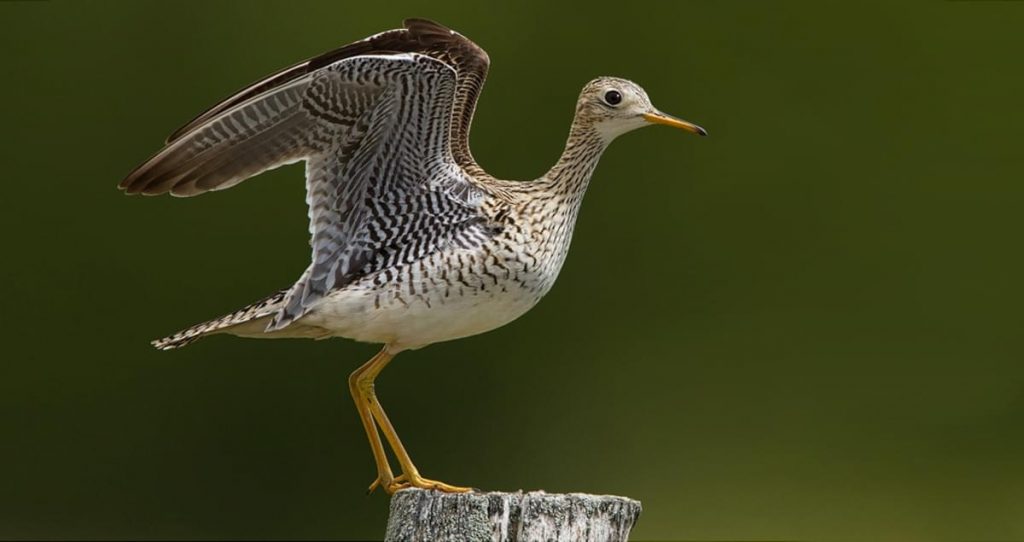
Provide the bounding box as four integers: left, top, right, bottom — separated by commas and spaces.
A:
384, 488, 641, 542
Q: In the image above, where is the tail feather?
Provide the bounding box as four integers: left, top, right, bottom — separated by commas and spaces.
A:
152, 290, 288, 350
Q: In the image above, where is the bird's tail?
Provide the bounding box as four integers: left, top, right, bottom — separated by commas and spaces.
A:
151, 289, 289, 350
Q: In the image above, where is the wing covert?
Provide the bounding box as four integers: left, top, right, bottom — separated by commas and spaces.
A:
267, 54, 487, 329
120, 27, 495, 333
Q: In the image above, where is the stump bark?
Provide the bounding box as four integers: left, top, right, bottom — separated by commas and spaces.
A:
384, 488, 641, 542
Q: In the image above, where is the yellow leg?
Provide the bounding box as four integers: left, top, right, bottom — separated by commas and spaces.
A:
348, 351, 396, 493
355, 346, 472, 494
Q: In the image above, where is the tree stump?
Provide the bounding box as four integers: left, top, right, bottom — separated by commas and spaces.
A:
384, 488, 642, 542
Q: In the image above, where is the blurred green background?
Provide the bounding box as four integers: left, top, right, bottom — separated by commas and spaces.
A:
3, 1, 1023, 540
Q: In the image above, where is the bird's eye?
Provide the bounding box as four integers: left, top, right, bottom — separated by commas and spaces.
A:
603, 90, 623, 106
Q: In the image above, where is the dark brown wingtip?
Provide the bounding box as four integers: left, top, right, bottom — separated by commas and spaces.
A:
118, 159, 159, 195
117, 175, 158, 196
118, 167, 142, 194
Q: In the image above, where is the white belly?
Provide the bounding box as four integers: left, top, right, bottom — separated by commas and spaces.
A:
301, 279, 541, 350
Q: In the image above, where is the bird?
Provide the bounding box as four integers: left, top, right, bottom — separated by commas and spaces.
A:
120, 18, 705, 495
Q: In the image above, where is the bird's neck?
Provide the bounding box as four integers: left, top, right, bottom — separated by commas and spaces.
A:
542, 123, 608, 200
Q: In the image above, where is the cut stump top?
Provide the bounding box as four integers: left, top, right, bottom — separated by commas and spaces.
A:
385, 488, 642, 542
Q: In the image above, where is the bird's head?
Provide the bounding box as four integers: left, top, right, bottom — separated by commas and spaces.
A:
575, 76, 706, 143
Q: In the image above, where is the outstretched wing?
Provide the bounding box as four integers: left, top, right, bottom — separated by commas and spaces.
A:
162, 18, 490, 177
120, 52, 490, 329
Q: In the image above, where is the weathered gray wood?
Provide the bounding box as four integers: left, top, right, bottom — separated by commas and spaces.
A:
384, 488, 641, 542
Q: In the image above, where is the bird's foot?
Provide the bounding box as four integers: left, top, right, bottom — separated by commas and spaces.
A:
367, 473, 406, 495
384, 472, 472, 494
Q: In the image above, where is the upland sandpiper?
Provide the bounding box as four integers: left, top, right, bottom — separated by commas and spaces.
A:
120, 18, 705, 494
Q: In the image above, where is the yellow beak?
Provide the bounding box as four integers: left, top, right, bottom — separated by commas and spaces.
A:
643, 112, 707, 136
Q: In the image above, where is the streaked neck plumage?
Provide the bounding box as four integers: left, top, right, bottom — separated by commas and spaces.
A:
541, 121, 609, 202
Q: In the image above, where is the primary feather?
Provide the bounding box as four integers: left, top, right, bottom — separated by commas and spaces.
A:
122, 21, 495, 334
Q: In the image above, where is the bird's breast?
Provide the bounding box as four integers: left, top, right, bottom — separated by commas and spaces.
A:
302, 204, 578, 350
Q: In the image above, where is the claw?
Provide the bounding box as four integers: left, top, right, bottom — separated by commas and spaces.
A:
368, 473, 406, 495
385, 473, 472, 494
